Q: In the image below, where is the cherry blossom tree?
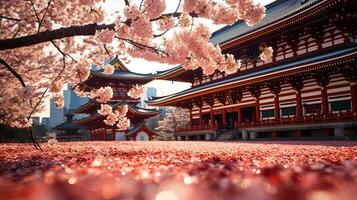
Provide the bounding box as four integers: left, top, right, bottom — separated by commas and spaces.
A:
154, 107, 189, 141
0, 0, 267, 147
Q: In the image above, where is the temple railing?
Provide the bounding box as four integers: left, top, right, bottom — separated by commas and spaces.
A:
175, 124, 226, 132
240, 111, 356, 128
175, 111, 356, 132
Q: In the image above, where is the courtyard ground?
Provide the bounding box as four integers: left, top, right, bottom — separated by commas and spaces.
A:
0, 141, 356, 200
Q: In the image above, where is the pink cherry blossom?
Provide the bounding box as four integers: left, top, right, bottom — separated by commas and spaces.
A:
117, 104, 129, 118
103, 64, 114, 75
90, 86, 113, 103
97, 104, 113, 116
260, 46, 274, 62
127, 84, 145, 99
0, 0, 268, 128
144, 0, 166, 19
117, 117, 130, 130
95, 29, 115, 44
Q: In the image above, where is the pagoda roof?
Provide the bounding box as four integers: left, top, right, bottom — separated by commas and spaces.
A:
85, 56, 185, 84
73, 100, 160, 117
147, 45, 357, 106
210, 0, 324, 46
53, 113, 84, 130
53, 122, 83, 130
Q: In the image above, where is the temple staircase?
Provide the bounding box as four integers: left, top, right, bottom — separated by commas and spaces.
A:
215, 130, 237, 141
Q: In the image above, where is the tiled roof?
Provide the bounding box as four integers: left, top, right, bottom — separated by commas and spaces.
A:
210, 0, 321, 45
148, 45, 357, 105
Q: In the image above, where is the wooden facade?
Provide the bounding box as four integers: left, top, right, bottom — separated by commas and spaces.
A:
147, 0, 357, 140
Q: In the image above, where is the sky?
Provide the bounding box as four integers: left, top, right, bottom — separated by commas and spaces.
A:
38, 0, 275, 118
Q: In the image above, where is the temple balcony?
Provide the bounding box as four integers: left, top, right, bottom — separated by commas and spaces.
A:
175, 111, 357, 137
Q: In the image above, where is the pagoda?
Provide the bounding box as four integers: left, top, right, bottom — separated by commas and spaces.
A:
147, 0, 357, 141
73, 57, 171, 141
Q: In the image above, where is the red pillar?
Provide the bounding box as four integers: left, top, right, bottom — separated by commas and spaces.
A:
351, 81, 357, 116
237, 106, 242, 125
272, 131, 277, 140
274, 94, 280, 121
189, 109, 193, 129
296, 130, 302, 138
255, 98, 260, 122
296, 90, 303, 117
321, 86, 329, 115
222, 108, 227, 128
199, 107, 203, 128
210, 107, 214, 127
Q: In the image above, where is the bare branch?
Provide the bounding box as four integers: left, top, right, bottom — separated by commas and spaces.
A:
153, 23, 179, 38
0, 16, 21, 21
124, 0, 130, 6
103, 44, 113, 59
38, 0, 52, 33
0, 58, 26, 87
175, 0, 182, 13
51, 40, 77, 62
139, 0, 145, 11
151, 12, 198, 22
29, 0, 41, 23
116, 36, 169, 56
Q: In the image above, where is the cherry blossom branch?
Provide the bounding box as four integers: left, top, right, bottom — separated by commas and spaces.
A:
0, 58, 26, 88
153, 23, 179, 38
0, 10, 200, 51
0, 23, 115, 50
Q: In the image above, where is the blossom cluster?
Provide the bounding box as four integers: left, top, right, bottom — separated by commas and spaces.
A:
127, 84, 145, 99
90, 86, 113, 103
260, 46, 274, 62
0, 0, 270, 128
97, 104, 130, 129
103, 64, 115, 75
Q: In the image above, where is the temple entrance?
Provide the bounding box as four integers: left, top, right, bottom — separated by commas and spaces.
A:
241, 106, 256, 123
226, 112, 237, 129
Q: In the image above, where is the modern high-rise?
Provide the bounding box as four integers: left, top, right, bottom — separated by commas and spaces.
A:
49, 85, 89, 128
140, 87, 157, 108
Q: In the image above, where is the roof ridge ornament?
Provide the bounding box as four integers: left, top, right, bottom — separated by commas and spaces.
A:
300, 0, 310, 4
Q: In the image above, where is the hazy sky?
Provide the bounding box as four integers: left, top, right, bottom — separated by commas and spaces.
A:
38, 0, 275, 117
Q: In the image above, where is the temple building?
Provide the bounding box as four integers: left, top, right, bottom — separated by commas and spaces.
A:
53, 113, 87, 142
73, 58, 176, 141
147, 0, 357, 140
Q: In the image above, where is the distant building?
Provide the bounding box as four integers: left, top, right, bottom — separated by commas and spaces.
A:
74, 58, 161, 141
140, 87, 157, 108
31, 117, 40, 125
49, 85, 89, 129
49, 99, 64, 128
41, 117, 50, 127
